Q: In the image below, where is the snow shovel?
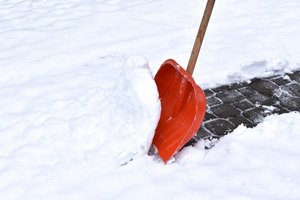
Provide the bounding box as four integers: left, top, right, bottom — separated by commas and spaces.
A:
152, 0, 215, 163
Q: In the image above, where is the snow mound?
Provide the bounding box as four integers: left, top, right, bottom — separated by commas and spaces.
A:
0, 55, 160, 171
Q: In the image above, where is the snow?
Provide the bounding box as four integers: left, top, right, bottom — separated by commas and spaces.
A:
0, 0, 300, 199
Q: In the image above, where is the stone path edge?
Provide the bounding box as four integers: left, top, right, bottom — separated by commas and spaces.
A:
187, 70, 300, 147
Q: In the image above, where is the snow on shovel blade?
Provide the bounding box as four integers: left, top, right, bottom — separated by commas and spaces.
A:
152, 59, 206, 163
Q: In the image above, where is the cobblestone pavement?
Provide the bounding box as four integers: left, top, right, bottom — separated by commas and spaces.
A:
188, 70, 300, 146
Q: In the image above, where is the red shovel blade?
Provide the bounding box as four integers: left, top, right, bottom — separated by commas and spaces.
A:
152, 59, 206, 163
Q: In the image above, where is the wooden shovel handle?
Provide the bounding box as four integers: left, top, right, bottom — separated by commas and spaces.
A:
186, 0, 215, 75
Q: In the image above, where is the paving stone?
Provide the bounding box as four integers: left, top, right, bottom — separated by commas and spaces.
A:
280, 84, 300, 97
204, 89, 214, 97
226, 82, 247, 90
216, 90, 245, 103
287, 71, 300, 82
229, 115, 255, 128
206, 96, 222, 106
195, 126, 212, 139
250, 79, 279, 96
242, 107, 269, 124
280, 97, 300, 111
271, 77, 292, 86
204, 119, 236, 136
233, 99, 255, 110
288, 83, 300, 96
238, 86, 257, 97
203, 112, 217, 121
215, 82, 248, 91
247, 92, 276, 106
273, 87, 292, 98
210, 103, 241, 118
272, 104, 290, 114
211, 85, 228, 93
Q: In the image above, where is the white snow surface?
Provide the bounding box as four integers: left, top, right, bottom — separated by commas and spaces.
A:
1, 0, 300, 199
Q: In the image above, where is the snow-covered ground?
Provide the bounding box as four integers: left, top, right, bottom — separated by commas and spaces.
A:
0, 0, 299, 199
